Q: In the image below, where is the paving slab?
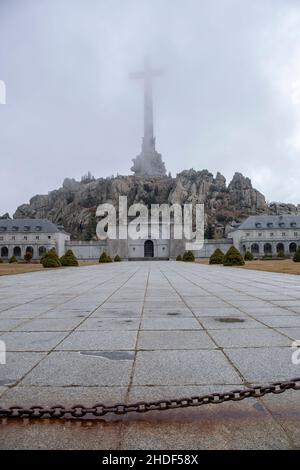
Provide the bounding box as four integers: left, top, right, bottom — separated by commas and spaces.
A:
21, 351, 134, 386
132, 350, 241, 385
0, 331, 67, 351
208, 328, 291, 348
198, 316, 264, 330
77, 318, 140, 331
56, 330, 137, 351
141, 317, 202, 330
258, 316, 300, 327
0, 352, 46, 386
14, 318, 83, 331
225, 347, 298, 382
137, 330, 216, 350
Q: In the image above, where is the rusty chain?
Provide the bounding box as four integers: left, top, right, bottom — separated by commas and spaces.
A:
0, 377, 299, 419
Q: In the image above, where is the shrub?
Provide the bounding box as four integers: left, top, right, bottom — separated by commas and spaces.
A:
244, 251, 254, 261
223, 246, 245, 266
99, 251, 112, 263
176, 254, 182, 261
277, 250, 285, 258
0, 258, 3, 263
9, 255, 18, 264
24, 251, 33, 263
114, 255, 121, 262
60, 249, 79, 266
182, 250, 195, 262
41, 249, 61, 268
40, 252, 47, 264
209, 248, 224, 264
293, 248, 300, 262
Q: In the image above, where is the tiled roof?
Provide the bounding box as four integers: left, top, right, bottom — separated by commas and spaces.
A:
0, 219, 68, 234
235, 215, 300, 230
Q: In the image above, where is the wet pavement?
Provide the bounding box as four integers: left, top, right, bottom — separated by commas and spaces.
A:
0, 261, 300, 449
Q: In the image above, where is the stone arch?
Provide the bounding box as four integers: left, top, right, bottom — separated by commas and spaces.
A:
39, 246, 46, 257
289, 242, 297, 254
26, 246, 34, 255
1, 246, 8, 258
144, 240, 154, 258
13, 246, 21, 257
251, 243, 259, 255
264, 243, 272, 255
276, 243, 284, 254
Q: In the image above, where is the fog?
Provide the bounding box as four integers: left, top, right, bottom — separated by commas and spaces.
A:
1, 0, 300, 215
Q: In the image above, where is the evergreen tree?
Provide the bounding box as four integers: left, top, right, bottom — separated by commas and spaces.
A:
223, 246, 245, 266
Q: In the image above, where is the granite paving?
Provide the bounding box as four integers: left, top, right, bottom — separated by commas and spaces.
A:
0, 261, 300, 449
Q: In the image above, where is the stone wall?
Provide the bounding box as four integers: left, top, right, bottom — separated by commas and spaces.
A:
66, 241, 106, 261
193, 239, 233, 258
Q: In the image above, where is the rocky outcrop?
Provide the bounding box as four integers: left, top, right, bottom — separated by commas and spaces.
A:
13, 169, 274, 240
269, 202, 300, 215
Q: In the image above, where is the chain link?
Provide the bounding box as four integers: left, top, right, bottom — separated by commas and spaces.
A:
0, 378, 299, 419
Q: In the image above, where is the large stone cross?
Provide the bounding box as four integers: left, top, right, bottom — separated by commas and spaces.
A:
130, 56, 163, 155
130, 57, 166, 176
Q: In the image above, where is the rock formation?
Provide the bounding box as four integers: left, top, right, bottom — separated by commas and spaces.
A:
13, 169, 273, 240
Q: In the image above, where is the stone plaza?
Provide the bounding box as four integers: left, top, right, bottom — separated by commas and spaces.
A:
0, 261, 300, 449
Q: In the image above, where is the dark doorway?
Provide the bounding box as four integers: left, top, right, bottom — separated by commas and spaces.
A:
39, 246, 46, 257
13, 246, 21, 257
144, 240, 154, 258
1, 246, 8, 258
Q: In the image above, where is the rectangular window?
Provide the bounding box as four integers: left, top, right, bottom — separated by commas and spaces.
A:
24, 236, 27, 240
12, 236, 15, 240
270, 233, 274, 237
48, 236, 51, 239
36, 236, 39, 240
295, 232, 298, 237
258, 233, 262, 237
282, 232, 286, 236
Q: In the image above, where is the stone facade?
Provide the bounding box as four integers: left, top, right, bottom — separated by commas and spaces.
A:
0, 219, 70, 260
228, 215, 300, 257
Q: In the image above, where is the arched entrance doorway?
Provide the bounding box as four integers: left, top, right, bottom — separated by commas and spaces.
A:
1, 246, 8, 258
13, 246, 21, 258
276, 243, 284, 254
264, 243, 272, 255
39, 246, 46, 257
144, 240, 154, 258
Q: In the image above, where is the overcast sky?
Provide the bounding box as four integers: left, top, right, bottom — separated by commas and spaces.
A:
1, 0, 300, 216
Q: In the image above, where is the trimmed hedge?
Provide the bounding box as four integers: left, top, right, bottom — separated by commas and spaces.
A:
114, 255, 121, 262
182, 250, 195, 262
209, 248, 224, 265
60, 249, 79, 266
244, 251, 254, 261
41, 248, 61, 268
99, 251, 112, 263
9, 256, 18, 264
0, 258, 3, 264
176, 254, 182, 261
223, 246, 245, 266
